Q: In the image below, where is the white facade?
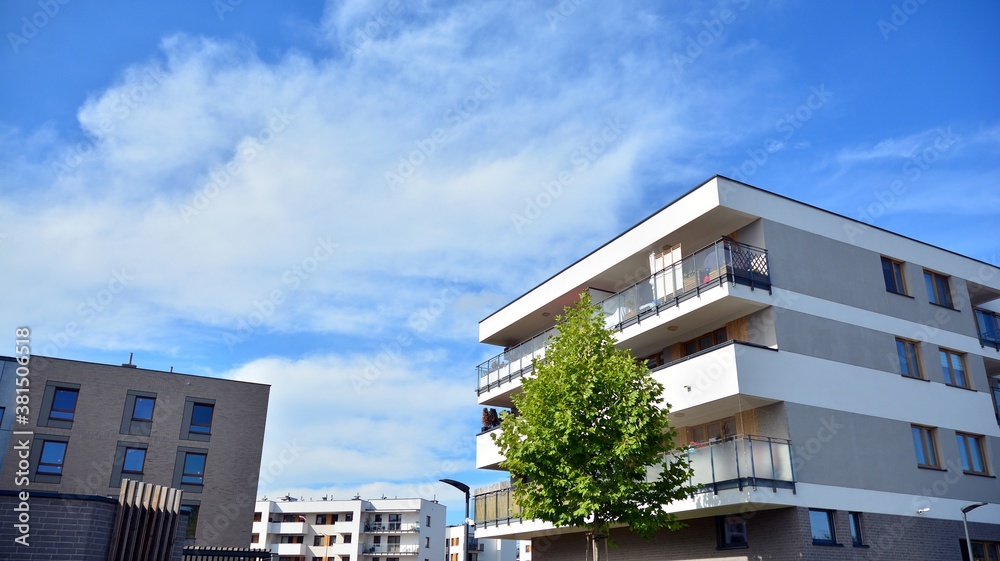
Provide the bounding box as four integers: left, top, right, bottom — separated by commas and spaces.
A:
253, 497, 445, 561
445, 524, 516, 561
472, 176, 1000, 557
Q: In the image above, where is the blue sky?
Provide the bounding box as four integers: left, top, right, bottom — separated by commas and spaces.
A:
2, 0, 999, 524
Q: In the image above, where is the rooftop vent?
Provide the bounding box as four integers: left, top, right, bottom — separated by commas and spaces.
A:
121, 352, 137, 368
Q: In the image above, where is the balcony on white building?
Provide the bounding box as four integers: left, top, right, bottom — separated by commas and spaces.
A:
474, 435, 795, 533
361, 543, 420, 555
476, 238, 771, 406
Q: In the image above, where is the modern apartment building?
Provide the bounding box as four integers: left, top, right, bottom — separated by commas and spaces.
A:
445, 524, 515, 561
253, 496, 445, 561
0, 355, 270, 548
472, 176, 1000, 560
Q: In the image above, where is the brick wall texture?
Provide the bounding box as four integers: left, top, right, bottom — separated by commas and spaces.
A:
530, 507, 1000, 561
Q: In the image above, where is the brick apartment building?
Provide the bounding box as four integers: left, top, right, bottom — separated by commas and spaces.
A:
0, 355, 270, 549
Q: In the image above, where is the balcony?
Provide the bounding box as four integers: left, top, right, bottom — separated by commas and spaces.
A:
268, 521, 307, 534
474, 435, 794, 529
272, 543, 306, 556
668, 435, 794, 494
361, 544, 420, 555
362, 521, 420, 533
976, 308, 1000, 351
476, 238, 770, 397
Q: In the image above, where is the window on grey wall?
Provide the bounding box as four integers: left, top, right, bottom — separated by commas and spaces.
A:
181, 397, 216, 441
132, 396, 155, 421
39, 382, 82, 429
37, 440, 68, 475
121, 391, 157, 436
182, 453, 207, 485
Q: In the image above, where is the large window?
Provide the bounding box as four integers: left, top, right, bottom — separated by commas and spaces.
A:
965, 540, 1000, 561
956, 433, 988, 474
716, 515, 748, 549
683, 327, 728, 357
881, 257, 907, 294
924, 270, 953, 307
896, 338, 922, 379
808, 509, 837, 546
132, 396, 155, 421
182, 397, 216, 441
940, 349, 969, 388
689, 416, 737, 443
190, 403, 214, 434
37, 440, 68, 475
122, 447, 146, 474
50, 388, 79, 421
182, 453, 207, 485
911, 425, 940, 468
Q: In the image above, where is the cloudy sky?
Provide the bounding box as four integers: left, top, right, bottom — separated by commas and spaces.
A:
2, 0, 999, 523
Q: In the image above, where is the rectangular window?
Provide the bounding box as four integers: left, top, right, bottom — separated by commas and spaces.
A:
882, 257, 907, 294
425, 537, 430, 548
940, 349, 969, 388
252, 533, 259, 542
314, 535, 324, 546
426, 516, 431, 527
329, 535, 336, 544
50, 388, 79, 421
181, 504, 199, 539
896, 338, 922, 379
689, 416, 737, 443
190, 403, 214, 434
956, 433, 988, 474
254, 512, 262, 522
37, 440, 68, 475
924, 270, 953, 307
716, 515, 748, 549
343, 534, 352, 543
912, 425, 940, 468
848, 512, 864, 547
122, 447, 146, 474
967, 541, 1000, 561
182, 452, 207, 485
809, 509, 837, 545
316, 514, 327, 524
345, 513, 353, 522
388, 536, 401, 552
132, 396, 155, 421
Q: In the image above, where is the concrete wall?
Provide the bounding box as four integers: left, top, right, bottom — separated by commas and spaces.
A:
0, 356, 269, 548
786, 403, 1000, 504
763, 220, 979, 340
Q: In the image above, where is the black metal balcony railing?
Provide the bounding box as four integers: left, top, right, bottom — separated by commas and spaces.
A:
975, 308, 1000, 351
362, 521, 419, 533
473, 435, 794, 528
476, 238, 770, 394
362, 544, 419, 555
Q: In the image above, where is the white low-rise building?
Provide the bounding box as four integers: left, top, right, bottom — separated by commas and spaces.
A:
445, 524, 516, 561
253, 496, 445, 561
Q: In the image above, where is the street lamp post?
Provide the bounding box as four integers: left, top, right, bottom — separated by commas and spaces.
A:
440, 479, 471, 561
961, 502, 987, 561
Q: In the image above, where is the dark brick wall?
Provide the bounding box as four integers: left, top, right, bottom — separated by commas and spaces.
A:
0, 355, 270, 547
0, 492, 116, 560
530, 507, 1000, 561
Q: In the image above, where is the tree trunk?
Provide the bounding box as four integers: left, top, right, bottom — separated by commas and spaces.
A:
587, 523, 607, 561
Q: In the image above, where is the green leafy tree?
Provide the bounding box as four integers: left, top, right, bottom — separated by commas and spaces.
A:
492, 293, 694, 558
